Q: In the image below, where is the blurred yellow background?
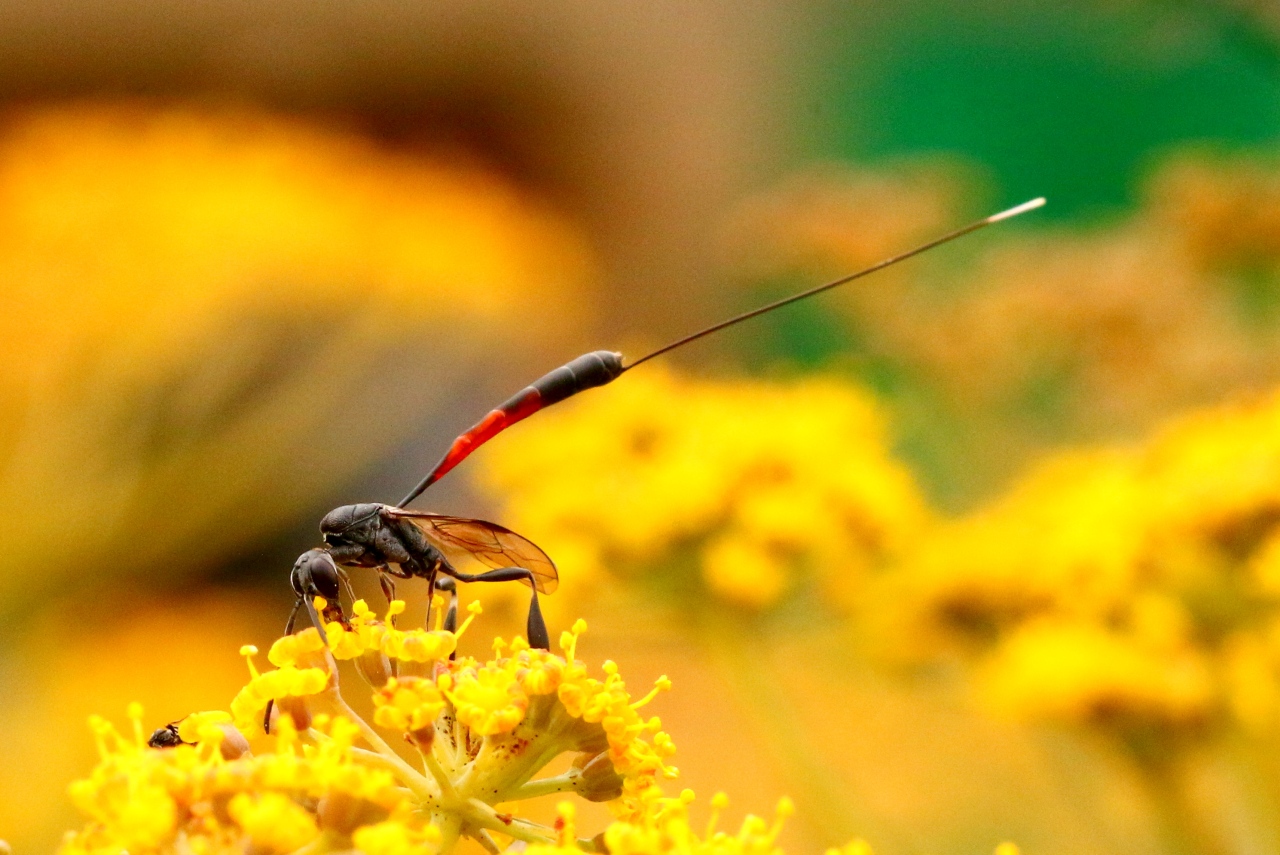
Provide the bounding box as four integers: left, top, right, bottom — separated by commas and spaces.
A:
8, 3, 1280, 855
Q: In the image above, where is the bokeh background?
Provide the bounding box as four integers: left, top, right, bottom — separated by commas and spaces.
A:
6, 2, 1280, 854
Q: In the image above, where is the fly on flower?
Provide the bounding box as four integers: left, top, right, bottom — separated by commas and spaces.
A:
287, 198, 1047, 661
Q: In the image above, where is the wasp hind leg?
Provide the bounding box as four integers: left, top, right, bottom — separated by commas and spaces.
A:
435, 577, 460, 660
446, 567, 550, 651
436, 577, 458, 632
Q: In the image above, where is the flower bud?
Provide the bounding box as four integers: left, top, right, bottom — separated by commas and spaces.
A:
407, 722, 436, 752
271, 696, 313, 733
216, 723, 252, 760
571, 751, 624, 802
356, 649, 394, 689
317, 792, 389, 835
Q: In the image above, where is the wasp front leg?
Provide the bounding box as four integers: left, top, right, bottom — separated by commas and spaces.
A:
378, 573, 398, 622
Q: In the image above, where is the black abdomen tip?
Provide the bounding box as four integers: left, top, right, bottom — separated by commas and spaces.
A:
534, 351, 627, 405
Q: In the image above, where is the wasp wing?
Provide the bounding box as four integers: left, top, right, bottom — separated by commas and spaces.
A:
386, 509, 559, 594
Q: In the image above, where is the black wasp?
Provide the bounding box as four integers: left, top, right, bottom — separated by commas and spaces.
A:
283, 198, 1047, 658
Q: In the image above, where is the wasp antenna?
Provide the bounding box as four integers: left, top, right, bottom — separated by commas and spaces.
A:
623, 197, 1046, 371
986, 197, 1046, 223
393, 197, 1046, 504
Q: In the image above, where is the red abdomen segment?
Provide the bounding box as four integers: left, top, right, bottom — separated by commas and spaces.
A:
399, 351, 624, 506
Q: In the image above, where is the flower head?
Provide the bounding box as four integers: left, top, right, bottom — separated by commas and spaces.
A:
60, 601, 676, 854
478, 368, 928, 614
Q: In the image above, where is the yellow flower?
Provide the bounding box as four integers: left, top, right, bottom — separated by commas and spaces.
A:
56, 589, 1040, 855
526, 791, 794, 855
229, 645, 329, 731
871, 387, 1280, 740
0, 102, 593, 624
446, 665, 529, 736
372, 678, 447, 733
227, 792, 319, 853
477, 367, 928, 614
977, 619, 1213, 727
60, 605, 677, 854
702, 533, 790, 609
353, 819, 442, 855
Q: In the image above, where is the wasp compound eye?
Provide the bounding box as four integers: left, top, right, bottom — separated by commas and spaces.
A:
291, 549, 341, 601
309, 552, 342, 602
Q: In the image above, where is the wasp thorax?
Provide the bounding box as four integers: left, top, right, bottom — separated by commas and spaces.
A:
320, 503, 382, 536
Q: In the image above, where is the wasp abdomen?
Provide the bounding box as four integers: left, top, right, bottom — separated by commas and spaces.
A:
530, 350, 625, 406
399, 351, 625, 505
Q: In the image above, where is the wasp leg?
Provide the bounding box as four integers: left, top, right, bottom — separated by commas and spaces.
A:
423, 566, 439, 628
435, 577, 460, 659
446, 567, 549, 650
375, 572, 400, 681
265, 600, 303, 733
436, 577, 458, 631
526, 590, 549, 651
379, 574, 398, 627
338, 567, 358, 614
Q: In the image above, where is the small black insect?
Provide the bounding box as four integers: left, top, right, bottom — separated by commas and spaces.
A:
147, 722, 190, 749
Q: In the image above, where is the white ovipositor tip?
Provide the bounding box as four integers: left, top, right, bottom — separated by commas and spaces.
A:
987, 197, 1046, 223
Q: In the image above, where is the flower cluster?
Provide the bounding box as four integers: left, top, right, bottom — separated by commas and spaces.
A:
867, 387, 1280, 745
527, 791, 1015, 855
478, 366, 928, 611
59, 597, 677, 855
0, 102, 597, 850
527, 790, 795, 855
63, 708, 412, 855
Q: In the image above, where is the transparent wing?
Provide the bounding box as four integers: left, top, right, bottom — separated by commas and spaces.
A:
386, 509, 559, 594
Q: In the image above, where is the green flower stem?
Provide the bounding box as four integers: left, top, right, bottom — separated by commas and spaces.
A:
321, 693, 441, 805
435, 812, 465, 855
423, 750, 461, 801
461, 798, 556, 846
470, 828, 503, 854
507, 772, 579, 800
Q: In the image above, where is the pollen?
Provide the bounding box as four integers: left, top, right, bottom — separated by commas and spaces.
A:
372, 677, 446, 732
447, 666, 529, 736
229, 664, 329, 730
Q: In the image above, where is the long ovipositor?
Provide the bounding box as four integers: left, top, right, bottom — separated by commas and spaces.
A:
397, 197, 1046, 509
398, 350, 624, 506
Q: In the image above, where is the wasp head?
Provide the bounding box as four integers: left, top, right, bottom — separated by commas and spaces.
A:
291, 548, 346, 626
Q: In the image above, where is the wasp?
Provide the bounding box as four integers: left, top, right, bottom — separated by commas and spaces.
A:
283, 198, 1046, 655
